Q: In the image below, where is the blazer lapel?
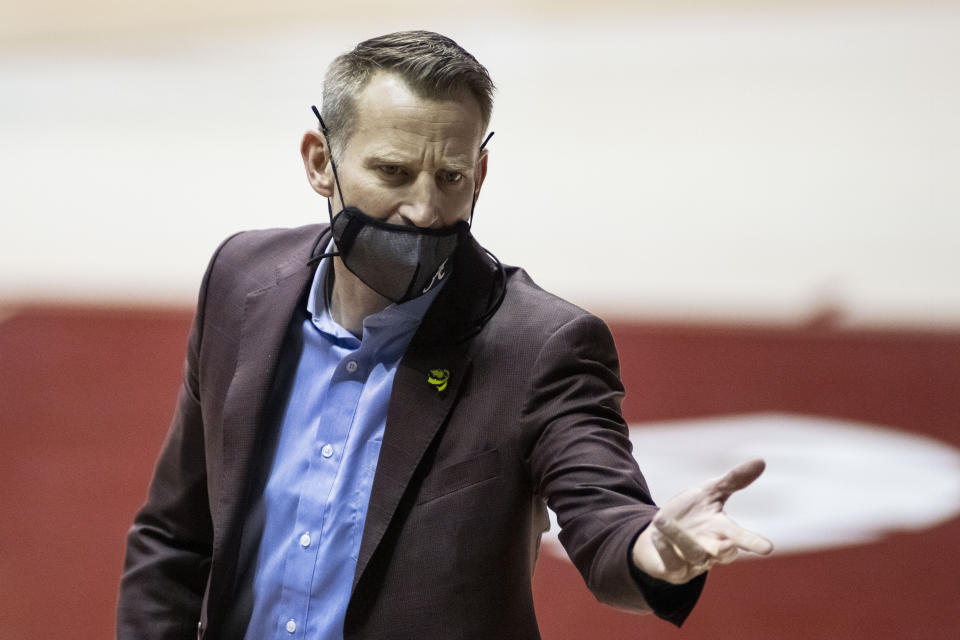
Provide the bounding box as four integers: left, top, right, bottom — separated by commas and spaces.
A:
351, 340, 472, 593
211, 245, 317, 597
351, 233, 502, 594
218, 272, 309, 523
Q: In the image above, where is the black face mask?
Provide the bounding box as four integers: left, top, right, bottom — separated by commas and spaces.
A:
329, 203, 466, 302
309, 106, 493, 304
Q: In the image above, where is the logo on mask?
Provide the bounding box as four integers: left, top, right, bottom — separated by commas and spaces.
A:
421, 258, 450, 294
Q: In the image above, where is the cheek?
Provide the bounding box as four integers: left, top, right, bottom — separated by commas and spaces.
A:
437, 193, 474, 224
343, 178, 398, 220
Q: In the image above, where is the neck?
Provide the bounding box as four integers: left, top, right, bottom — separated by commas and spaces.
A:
328, 257, 391, 338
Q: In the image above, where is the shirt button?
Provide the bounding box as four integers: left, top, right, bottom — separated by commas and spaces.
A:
321, 444, 334, 458
346, 360, 358, 373
285, 619, 297, 633
299, 532, 311, 548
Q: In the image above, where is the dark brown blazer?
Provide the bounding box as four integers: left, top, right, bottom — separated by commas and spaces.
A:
117, 224, 703, 639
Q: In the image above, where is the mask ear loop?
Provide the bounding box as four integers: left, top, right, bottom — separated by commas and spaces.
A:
457, 131, 506, 340
468, 131, 495, 227
307, 105, 345, 265
311, 105, 348, 216
456, 247, 506, 343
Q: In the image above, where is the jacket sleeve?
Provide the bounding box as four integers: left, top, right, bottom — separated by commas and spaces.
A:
116, 237, 233, 639
524, 312, 703, 625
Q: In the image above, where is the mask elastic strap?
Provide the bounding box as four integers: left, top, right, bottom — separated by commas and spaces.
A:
311, 105, 347, 213
306, 224, 341, 265
479, 131, 494, 152
306, 248, 341, 266
469, 131, 495, 227
455, 247, 507, 343
304, 201, 343, 264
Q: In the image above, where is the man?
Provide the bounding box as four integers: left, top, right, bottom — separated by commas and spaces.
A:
117, 31, 772, 639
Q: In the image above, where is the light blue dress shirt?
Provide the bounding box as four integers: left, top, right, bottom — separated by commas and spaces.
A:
243, 254, 444, 640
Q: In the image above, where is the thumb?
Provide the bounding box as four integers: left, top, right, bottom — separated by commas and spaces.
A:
711, 458, 766, 498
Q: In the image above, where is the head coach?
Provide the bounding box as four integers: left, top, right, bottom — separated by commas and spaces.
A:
116, 30, 772, 640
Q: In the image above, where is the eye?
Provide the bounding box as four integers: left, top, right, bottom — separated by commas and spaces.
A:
379, 165, 404, 177
439, 170, 463, 184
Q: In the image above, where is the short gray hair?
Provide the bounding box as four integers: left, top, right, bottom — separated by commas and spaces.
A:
321, 31, 495, 161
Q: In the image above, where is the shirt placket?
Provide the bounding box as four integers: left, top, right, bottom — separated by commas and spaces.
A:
276, 342, 366, 638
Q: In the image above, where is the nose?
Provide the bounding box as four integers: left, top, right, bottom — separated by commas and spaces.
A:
397, 173, 443, 228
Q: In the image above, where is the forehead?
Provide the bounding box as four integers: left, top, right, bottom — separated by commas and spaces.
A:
346, 72, 485, 160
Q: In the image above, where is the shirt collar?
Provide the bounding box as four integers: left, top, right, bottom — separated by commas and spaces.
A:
306, 240, 447, 354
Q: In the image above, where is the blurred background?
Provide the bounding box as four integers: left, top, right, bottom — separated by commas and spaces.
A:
2, 1, 959, 638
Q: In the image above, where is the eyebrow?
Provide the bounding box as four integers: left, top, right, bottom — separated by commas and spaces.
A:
365, 153, 474, 174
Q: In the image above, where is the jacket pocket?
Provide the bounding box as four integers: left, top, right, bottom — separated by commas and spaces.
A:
416, 449, 500, 505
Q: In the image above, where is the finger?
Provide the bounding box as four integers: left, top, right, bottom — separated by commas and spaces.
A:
654, 515, 712, 565
704, 540, 740, 564
712, 518, 775, 555
734, 529, 774, 555
711, 458, 766, 498
712, 541, 739, 565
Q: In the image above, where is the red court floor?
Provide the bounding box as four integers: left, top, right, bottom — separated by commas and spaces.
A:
2, 306, 958, 639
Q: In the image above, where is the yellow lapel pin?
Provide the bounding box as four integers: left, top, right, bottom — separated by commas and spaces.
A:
427, 369, 450, 392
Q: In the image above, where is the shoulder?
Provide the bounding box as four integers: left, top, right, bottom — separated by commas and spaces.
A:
203, 223, 325, 295
476, 264, 619, 371
213, 224, 325, 277
499, 265, 608, 341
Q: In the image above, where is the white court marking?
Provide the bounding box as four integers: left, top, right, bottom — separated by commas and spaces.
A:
541, 413, 960, 557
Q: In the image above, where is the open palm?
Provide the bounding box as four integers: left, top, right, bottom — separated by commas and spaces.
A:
632, 459, 774, 584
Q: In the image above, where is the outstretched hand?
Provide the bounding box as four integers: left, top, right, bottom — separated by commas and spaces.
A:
631, 459, 774, 584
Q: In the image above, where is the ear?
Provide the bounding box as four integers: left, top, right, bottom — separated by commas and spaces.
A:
473, 148, 489, 202
301, 130, 335, 197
